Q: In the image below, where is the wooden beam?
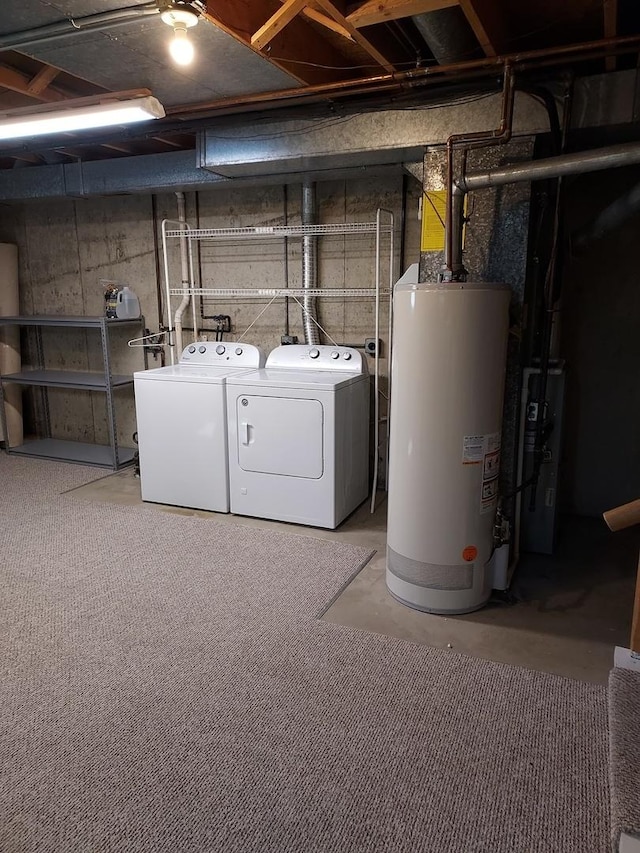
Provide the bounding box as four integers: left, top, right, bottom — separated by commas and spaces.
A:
301, 6, 354, 40
604, 0, 618, 71
347, 0, 456, 29
202, 1, 356, 85
27, 65, 61, 97
251, 0, 307, 49
0, 65, 65, 103
11, 152, 42, 164
312, 0, 397, 70
151, 135, 184, 148
457, 0, 505, 57
100, 142, 136, 154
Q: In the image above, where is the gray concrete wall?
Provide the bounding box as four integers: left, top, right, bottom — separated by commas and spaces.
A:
560, 167, 640, 517
0, 175, 421, 456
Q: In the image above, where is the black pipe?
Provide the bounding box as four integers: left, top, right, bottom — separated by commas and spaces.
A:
0, 4, 160, 49
528, 82, 573, 512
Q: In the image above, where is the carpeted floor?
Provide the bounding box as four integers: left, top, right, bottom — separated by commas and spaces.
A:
609, 667, 640, 850
0, 456, 611, 852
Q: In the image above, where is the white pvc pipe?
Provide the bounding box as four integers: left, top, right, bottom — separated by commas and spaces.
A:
173, 191, 191, 356
0, 243, 23, 446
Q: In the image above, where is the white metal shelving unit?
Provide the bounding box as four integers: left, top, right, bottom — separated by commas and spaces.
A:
0, 315, 146, 469
160, 209, 395, 509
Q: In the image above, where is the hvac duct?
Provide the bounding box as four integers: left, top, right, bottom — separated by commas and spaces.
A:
301, 181, 320, 345
412, 6, 480, 64
387, 281, 510, 614
0, 244, 23, 447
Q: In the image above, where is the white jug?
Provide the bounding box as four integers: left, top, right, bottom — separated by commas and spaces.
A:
115, 286, 140, 320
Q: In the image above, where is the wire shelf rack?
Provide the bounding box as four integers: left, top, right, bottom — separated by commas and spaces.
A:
168, 288, 391, 298
164, 222, 394, 239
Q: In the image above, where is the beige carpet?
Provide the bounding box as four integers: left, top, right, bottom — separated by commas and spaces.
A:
0, 456, 610, 852
609, 667, 640, 850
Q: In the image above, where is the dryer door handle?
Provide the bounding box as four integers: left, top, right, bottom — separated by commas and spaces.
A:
241, 421, 252, 446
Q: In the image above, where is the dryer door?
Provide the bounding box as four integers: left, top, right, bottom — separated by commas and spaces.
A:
236, 395, 323, 478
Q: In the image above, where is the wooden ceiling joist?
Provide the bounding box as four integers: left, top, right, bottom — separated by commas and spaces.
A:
26, 65, 61, 97
203, 1, 354, 85
312, 0, 397, 71
300, 6, 353, 40
346, 0, 456, 29
151, 135, 184, 148
0, 65, 65, 103
251, 0, 308, 49
457, 0, 504, 56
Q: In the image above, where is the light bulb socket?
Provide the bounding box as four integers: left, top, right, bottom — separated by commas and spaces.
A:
159, 2, 199, 29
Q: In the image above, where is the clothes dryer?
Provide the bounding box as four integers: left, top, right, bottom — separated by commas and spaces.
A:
134, 342, 264, 512
226, 345, 369, 528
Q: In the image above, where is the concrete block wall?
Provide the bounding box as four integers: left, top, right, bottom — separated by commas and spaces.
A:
0, 173, 421, 455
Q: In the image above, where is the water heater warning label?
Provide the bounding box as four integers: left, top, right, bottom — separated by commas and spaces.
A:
481, 432, 501, 514
463, 432, 502, 514
462, 436, 485, 464
462, 431, 501, 465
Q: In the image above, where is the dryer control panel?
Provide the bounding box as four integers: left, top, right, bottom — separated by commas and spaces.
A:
179, 342, 265, 368
266, 345, 367, 374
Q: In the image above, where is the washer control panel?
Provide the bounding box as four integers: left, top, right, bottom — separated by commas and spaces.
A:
179, 342, 264, 368
266, 344, 367, 374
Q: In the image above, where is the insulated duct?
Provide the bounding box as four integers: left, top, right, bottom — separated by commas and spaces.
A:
412, 6, 480, 64
301, 181, 320, 345
573, 179, 640, 251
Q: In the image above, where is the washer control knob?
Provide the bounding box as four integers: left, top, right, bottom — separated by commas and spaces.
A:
309, 348, 320, 359
198, 345, 207, 354
188, 346, 196, 354
235, 347, 243, 356
216, 345, 226, 355
343, 352, 352, 360
331, 351, 339, 359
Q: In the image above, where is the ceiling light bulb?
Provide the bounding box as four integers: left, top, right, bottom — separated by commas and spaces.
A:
169, 23, 194, 65
160, 5, 199, 66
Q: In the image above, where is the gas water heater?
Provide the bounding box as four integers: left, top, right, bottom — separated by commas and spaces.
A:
386, 280, 511, 614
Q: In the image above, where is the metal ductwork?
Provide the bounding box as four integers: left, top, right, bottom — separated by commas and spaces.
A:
573, 179, 640, 251
301, 181, 320, 345
412, 6, 482, 65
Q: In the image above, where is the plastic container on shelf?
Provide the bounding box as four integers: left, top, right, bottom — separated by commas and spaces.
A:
115, 286, 141, 320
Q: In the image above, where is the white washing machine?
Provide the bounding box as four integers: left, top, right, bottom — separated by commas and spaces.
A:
225, 344, 370, 528
133, 342, 264, 512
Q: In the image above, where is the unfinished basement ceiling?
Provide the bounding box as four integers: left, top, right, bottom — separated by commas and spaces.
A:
0, 0, 639, 169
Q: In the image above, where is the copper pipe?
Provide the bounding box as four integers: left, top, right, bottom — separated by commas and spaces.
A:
167, 33, 640, 119
442, 64, 515, 279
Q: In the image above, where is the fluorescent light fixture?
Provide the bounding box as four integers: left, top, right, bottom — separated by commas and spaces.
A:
0, 96, 166, 141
